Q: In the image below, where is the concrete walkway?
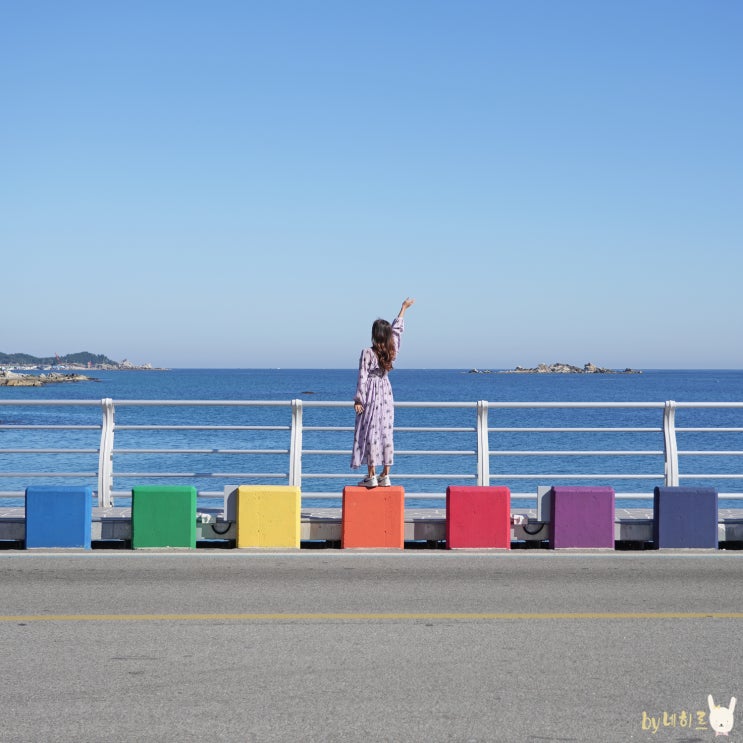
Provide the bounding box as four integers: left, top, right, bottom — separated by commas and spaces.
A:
3, 505, 743, 545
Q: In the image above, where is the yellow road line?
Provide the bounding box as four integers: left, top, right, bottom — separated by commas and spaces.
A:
3, 611, 743, 622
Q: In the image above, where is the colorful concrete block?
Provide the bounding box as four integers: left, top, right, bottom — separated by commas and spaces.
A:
131, 486, 197, 549
653, 486, 718, 549
25, 485, 92, 549
236, 485, 301, 548
550, 486, 615, 549
446, 486, 511, 549
342, 486, 405, 549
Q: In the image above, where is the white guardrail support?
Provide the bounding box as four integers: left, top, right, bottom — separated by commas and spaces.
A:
289, 398, 303, 488
476, 400, 490, 486
663, 400, 679, 486
98, 398, 115, 507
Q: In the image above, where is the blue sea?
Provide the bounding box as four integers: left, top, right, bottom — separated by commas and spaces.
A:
1, 368, 742, 509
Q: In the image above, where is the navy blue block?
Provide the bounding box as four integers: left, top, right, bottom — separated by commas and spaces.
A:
25, 486, 93, 549
653, 486, 718, 549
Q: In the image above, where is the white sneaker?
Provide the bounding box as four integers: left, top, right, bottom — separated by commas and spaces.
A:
358, 475, 378, 488
378, 475, 391, 487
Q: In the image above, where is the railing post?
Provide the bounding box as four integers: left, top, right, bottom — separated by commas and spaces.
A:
98, 398, 115, 508
476, 400, 490, 486
663, 400, 679, 486
289, 398, 303, 488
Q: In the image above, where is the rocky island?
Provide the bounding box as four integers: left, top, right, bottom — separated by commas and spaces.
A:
0, 369, 95, 386
500, 362, 641, 374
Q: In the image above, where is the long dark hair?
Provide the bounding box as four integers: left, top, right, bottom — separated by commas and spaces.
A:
371, 318, 396, 372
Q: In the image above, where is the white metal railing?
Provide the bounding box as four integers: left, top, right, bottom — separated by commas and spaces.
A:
0, 399, 742, 507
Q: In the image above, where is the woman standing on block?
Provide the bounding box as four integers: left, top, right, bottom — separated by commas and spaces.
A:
351, 297, 415, 488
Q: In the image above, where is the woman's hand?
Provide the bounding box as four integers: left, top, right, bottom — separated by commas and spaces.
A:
399, 297, 415, 316
354, 402, 364, 415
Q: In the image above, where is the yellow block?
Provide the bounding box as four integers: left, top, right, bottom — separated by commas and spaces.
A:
236, 485, 301, 548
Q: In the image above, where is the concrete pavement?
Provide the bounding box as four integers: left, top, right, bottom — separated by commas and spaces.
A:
1, 551, 742, 742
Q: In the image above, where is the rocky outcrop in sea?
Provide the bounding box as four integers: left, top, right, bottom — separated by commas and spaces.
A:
500, 362, 641, 374
0, 370, 95, 386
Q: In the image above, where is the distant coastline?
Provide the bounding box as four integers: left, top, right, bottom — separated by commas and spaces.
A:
0, 350, 166, 372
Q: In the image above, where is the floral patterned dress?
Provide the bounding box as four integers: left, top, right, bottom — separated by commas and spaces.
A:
350, 317, 404, 469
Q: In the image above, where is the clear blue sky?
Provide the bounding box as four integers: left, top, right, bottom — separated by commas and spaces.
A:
2, 1, 741, 369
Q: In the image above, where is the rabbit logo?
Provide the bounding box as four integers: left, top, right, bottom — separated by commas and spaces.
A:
708, 695, 736, 737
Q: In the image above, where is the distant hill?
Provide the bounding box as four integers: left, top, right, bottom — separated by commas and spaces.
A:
0, 351, 120, 366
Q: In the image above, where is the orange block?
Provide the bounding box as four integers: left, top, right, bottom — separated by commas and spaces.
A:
342, 486, 405, 549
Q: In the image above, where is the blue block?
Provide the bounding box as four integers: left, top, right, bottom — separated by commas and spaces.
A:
25, 486, 93, 549
653, 486, 718, 549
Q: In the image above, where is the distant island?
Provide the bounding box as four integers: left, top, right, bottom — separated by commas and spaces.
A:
0, 350, 166, 386
468, 362, 642, 375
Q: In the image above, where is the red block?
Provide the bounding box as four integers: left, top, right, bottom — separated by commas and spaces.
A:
446, 486, 511, 549
342, 486, 405, 549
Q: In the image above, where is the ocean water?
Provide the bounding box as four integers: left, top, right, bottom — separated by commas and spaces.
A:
1, 368, 742, 509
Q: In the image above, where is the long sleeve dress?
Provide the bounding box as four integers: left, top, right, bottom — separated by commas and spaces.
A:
350, 317, 404, 469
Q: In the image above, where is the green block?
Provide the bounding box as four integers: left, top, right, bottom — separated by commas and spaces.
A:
132, 486, 197, 549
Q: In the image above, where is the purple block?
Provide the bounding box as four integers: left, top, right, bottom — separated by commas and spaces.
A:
550, 486, 615, 549
653, 486, 718, 549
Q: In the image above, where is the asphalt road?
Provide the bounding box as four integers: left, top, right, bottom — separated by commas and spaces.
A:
1, 550, 742, 742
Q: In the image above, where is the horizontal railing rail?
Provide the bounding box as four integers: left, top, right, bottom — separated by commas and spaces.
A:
0, 399, 741, 507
